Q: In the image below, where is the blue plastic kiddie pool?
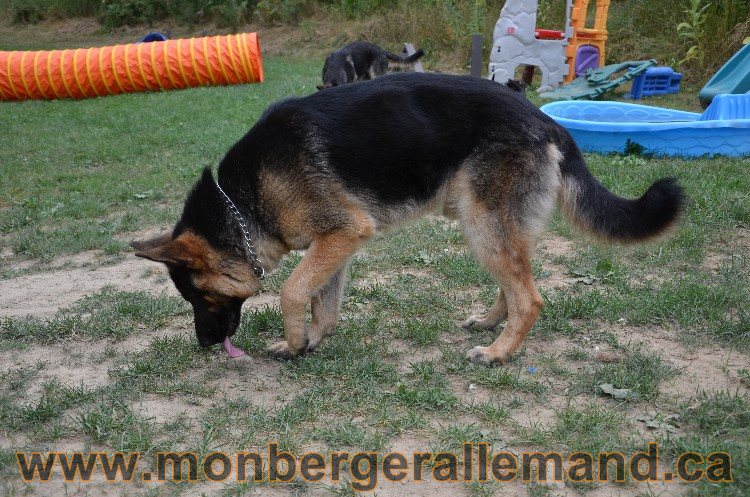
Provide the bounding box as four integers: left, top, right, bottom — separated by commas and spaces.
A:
540, 94, 750, 157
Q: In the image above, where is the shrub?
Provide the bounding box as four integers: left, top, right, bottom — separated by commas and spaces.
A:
255, 0, 314, 25
605, 0, 749, 83
10, 0, 101, 24
100, 0, 171, 28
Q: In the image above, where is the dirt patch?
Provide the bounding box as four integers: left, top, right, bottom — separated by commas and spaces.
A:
535, 235, 577, 291
702, 252, 727, 272
538, 261, 573, 291
616, 326, 750, 397
509, 395, 566, 431
0, 323, 190, 402
390, 340, 443, 374
207, 356, 287, 409
538, 236, 575, 259
2, 344, 109, 399
353, 268, 434, 291
703, 227, 750, 271
572, 323, 750, 398
0, 256, 175, 318
134, 395, 204, 424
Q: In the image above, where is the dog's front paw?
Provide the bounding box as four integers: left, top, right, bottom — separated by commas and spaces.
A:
461, 315, 481, 329
463, 314, 497, 330
304, 339, 323, 355
461, 314, 504, 330
466, 346, 507, 366
267, 340, 303, 360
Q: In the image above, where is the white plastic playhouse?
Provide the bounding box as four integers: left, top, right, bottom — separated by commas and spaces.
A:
488, 0, 611, 92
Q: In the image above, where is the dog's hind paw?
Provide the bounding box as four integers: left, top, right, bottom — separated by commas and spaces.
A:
466, 346, 507, 366
267, 340, 304, 361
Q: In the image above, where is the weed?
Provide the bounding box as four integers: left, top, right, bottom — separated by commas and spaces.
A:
574, 345, 677, 401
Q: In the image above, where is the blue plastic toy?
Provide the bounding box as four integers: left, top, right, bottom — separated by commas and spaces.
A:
540, 94, 750, 157
627, 66, 682, 99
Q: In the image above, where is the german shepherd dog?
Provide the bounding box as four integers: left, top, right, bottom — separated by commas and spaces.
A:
317, 41, 425, 90
131, 72, 684, 366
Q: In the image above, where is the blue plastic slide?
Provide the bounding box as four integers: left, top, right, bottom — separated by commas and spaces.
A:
540, 94, 750, 158
699, 43, 750, 108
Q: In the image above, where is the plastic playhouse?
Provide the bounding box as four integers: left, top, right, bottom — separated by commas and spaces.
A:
565, 0, 609, 81
0, 33, 263, 101
540, 94, 750, 157
488, 0, 610, 91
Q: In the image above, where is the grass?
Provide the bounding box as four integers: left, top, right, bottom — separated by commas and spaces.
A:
0, 56, 320, 261
0, 28, 748, 497
79, 399, 157, 452
519, 403, 635, 454
574, 344, 678, 400
0, 289, 188, 344
661, 391, 750, 496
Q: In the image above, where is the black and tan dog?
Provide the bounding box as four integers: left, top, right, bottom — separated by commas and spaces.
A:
318, 41, 425, 89
131, 72, 684, 366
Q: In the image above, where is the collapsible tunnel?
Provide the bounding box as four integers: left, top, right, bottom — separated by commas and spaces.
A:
0, 33, 263, 101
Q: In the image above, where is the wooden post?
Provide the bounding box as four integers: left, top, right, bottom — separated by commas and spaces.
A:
470, 34, 484, 78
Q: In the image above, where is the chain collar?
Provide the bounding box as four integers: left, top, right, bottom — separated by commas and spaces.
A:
214, 180, 265, 279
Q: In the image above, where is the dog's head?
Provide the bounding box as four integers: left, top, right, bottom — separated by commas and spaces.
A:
318, 55, 349, 90
131, 169, 261, 347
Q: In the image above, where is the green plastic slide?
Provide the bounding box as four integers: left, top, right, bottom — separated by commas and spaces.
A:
699, 43, 750, 108
539, 60, 656, 100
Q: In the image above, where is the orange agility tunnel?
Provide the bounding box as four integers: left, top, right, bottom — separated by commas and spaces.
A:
0, 33, 263, 102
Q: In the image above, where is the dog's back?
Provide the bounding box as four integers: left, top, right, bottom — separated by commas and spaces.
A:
253, 73, 549, 205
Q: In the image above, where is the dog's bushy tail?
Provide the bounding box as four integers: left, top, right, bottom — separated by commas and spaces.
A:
386, 48, 425, 64
556, 133, 686, 243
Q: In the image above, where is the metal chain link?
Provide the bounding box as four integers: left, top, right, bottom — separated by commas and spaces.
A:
214, 180, 265, 279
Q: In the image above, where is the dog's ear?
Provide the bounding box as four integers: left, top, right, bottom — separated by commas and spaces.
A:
130, 233, 195, 268
129, 232, 172, 252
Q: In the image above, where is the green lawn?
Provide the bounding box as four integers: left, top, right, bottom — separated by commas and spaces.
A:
0, 50, 748, 497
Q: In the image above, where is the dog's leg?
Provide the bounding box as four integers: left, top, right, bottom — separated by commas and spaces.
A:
370, 58, 388, 79
458, 145, 559, 365
466, 238, 542, 366
306, 263, 349, 353
461, 288, 508, 330
268, 220, 373, 360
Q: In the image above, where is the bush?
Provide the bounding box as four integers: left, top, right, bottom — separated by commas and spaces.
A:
604, 0, 749, 83
100, 0, 171, 28
10, 0, 100, 24
337, 0, 398, 18
6, 0, 258, 29
255, 0, 315, 25
99, 0, 258, 29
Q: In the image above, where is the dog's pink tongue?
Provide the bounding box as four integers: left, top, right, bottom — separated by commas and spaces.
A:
223, 337, 246, 358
